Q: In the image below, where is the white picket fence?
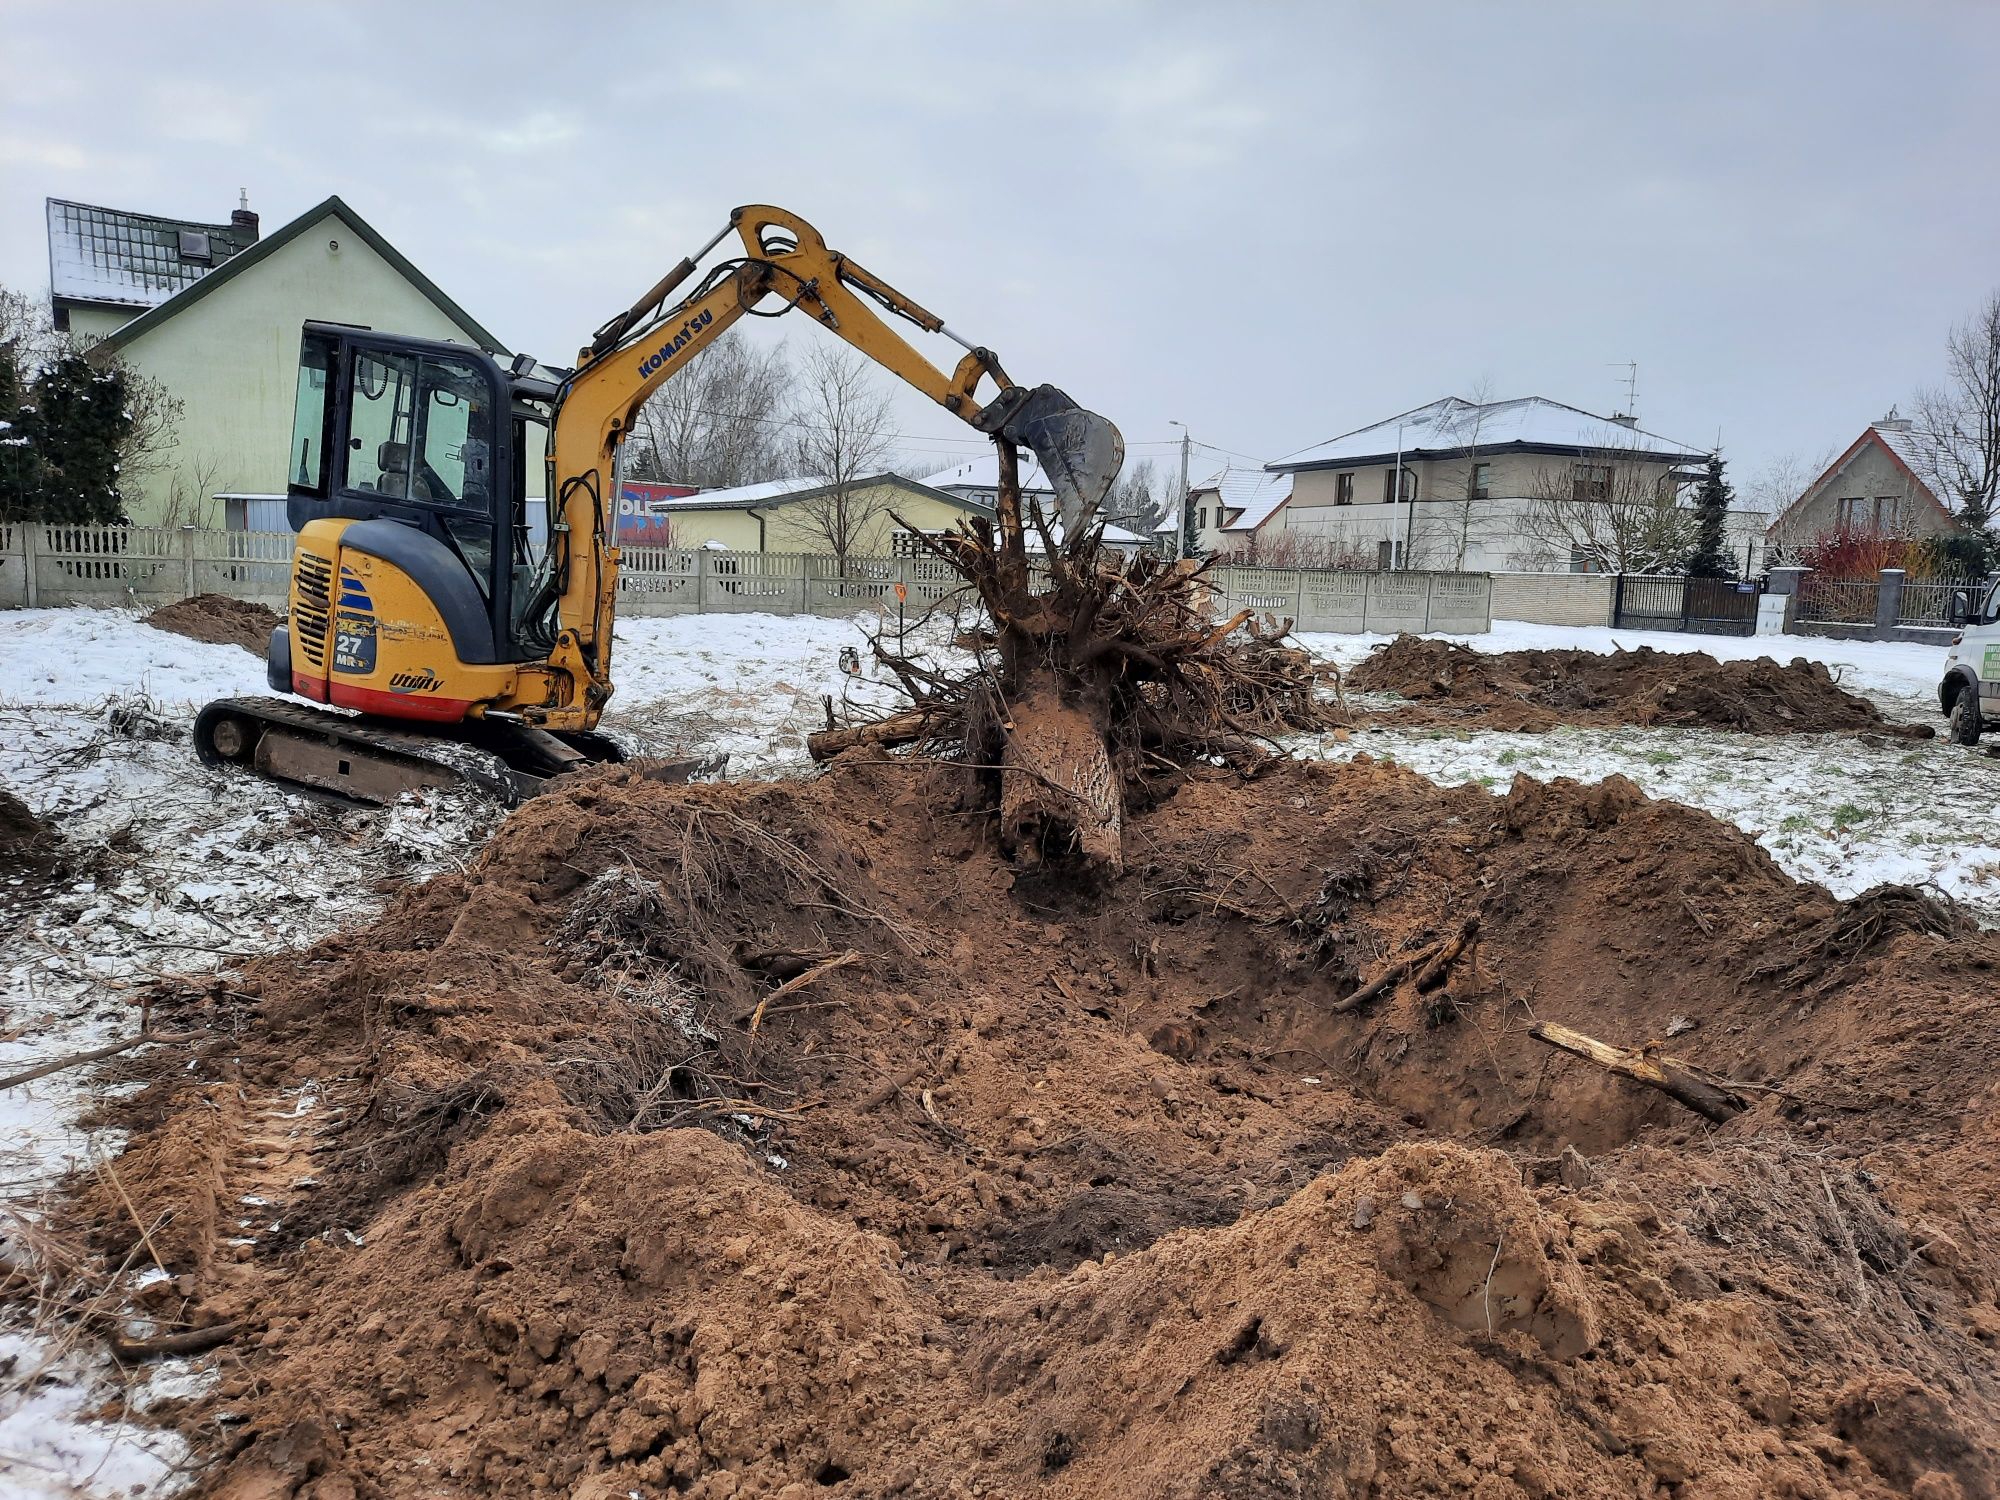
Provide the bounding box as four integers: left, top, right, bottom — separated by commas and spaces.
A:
0, 525, 1492, 634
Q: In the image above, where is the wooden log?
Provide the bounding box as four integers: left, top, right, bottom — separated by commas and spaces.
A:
1526, 1021, 1749, 1124
806, 709, 931, 762
108, 1321, 239, 1361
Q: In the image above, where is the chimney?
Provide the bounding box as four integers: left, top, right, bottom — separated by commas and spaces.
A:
1609, 413, 1638, 429
1876, 405, 1911, 432
231, 188, 260, 241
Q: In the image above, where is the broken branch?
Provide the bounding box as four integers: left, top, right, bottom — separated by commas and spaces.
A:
748, 950, 863, 1035
1527, 1020, 1749, 1124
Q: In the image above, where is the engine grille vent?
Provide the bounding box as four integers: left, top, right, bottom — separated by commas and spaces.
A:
293, 550, 333, 669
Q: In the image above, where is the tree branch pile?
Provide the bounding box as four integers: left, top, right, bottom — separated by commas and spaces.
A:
806, 443, 1342, 877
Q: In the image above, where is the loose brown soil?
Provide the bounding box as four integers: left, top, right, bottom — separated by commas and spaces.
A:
145, 593, 282, 654
0, 786, 67, 902
49, 756, 2000, 1499
1347, 634, 1929, 736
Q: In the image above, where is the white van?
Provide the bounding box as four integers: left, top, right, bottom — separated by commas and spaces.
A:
1943, 580, 2000, 743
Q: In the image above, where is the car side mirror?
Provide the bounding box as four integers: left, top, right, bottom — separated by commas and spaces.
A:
1950, 590, 1973, 625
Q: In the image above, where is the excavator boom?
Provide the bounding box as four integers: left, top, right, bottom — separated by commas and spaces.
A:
194, 206, 1122, 806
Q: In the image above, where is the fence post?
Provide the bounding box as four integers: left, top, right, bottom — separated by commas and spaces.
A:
1764, 566, 1809, 634
695, 547, 714, 612
180, 525, 198, 600
21, 525, 39, 609
1874, 568, 1904, 637
1422, 572, 1437, 631
1611, 573, 1625, 628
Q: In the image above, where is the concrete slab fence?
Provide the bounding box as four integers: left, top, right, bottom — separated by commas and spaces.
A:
0, 526, 1494, 635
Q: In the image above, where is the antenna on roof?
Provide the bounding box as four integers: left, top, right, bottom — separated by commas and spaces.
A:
1607, 360, 1638, 421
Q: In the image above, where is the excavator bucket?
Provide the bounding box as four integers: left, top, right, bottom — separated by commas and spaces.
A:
991, 385, 1125, 531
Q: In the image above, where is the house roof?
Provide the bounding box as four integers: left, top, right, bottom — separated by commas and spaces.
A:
93, 195, 507, 356
1200, 463, 1292, 532
639, 470, 1146, 548
1869, 419, 1956, 503
1766, 418, 1957, 536
639, 471, 990, 516
1271, 396, 1710, 472
46, 197, 258, 311
919, 451, 1055, 494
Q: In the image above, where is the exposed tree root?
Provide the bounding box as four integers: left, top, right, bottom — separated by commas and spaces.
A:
805, 440, 1344, 874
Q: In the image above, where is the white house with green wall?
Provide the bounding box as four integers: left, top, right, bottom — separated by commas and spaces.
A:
52, 195, 506, 527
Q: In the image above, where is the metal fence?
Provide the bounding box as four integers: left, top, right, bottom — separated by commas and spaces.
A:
1609, 574, 1763, 635
0, 525, 1493, 635
1897, 576, 1981, 626
1796, 575, 1879, 626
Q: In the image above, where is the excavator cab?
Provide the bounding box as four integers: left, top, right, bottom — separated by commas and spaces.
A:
277, 323, 559, 688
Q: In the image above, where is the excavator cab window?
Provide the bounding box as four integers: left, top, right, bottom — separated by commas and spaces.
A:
290, 333, 336, 492
289, 324, 525, 656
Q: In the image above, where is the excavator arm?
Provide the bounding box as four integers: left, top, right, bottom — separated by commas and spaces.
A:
532, 205, 1123, 718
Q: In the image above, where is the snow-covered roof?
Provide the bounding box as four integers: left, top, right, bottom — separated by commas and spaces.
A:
637, 476, 827, 511
919, 452, 1055, 494
1272, 396, 1709, 471
46, 197, 258, 311
1198, 464, 1291, 532
1869, 419, 1956, 507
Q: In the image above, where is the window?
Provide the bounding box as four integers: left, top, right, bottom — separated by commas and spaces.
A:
1836, 496, 1862, 527
1335, 472, 1354, 505
1376, 539, 1397, 569
1469, 462, 1492, 501
413, 355, 489, 506
1382, 468, 1416, 504
176, 229, 212, 264
1571, 463, 1612, 504
289, 333, 336, 495
343, 350, 418, 497
1198, 506, 1208, 530
1874, 496, 1899, 530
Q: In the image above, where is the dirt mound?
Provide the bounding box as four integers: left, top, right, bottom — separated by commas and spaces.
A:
0, 785, 68, 899
47, 757, 2000, 1498
145, 592, 282, 653
1347, 634, 1925, 736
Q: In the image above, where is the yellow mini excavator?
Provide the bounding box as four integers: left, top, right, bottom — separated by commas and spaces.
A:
194, 206, 1122, 803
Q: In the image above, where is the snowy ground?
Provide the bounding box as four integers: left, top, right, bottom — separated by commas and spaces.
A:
0, 603, 1994, 1494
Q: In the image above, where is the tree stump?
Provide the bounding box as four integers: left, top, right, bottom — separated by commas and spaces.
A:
996, 685, 1123, 877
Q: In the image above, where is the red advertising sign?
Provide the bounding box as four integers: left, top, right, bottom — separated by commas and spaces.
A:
617, 481, 699, 545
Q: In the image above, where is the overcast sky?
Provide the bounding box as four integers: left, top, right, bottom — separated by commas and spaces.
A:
5, 1, 1998, 492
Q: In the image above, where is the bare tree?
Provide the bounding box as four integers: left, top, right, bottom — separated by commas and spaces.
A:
1516, 448, 1697, 572
156, 452, 224, 528
1912, 289, 2000, 530
1740, 445, 1836, 519
1410, 381, 1500, 569
631, 331, 793, 488
1222, 526, 1378, 570
785, 343, 897, 564
1104, 457, 1164, 532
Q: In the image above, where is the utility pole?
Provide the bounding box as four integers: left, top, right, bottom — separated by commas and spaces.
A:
1393, 420, 1411, 570
1171, 421, 1193, 559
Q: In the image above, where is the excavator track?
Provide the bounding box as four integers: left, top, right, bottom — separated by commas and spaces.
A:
193, 696, 666, 807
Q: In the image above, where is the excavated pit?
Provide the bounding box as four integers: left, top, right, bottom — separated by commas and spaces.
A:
41, 754, 2000, 1499
1347, 633, 1929, 736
